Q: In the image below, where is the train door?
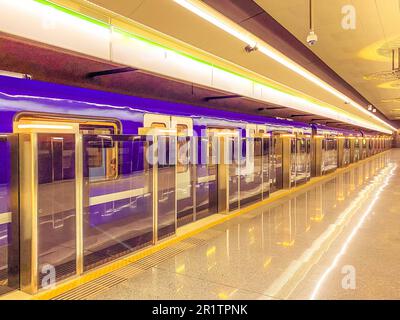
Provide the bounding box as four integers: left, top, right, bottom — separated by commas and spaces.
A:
206, 128, 238, 214
354, 138, 359, 161
16, 120, 80, 293
195, 130, 218, 220
344, 138, 350, 165
322, 137, 338, 174
257, 125, 270, 199
353, 138, 360, 163
143, 114, 177, 238
338, 137, 350, 167
290, 136, 297, 187
368, 139, 373, 157
171, 117, 195, 227
294, 133, 310, 186
240, 124, 263, 207
361, 139, 367, 159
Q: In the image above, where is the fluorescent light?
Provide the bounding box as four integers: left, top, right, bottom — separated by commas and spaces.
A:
18, 124, 74, 130
174, 0, 257, 48
174, 0, 397, 132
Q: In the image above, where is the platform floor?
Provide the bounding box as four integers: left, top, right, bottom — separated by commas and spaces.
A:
89, 150, 399, 300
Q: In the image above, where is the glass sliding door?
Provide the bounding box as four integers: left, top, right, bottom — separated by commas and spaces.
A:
262, 136, 270, 199
0, 135, 18, 295
157, 136, 176, 240
82, 135, 154, 270
295, 137, 310, 186
240, 137, 263, 207
37, 133, 77, 285
196, 135, 218, 219
176, 136, 195, 227
271, 134, 283, 192
228, 136, 240, 211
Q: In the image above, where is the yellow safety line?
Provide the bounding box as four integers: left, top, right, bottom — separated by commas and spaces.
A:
3, 150, 390, 300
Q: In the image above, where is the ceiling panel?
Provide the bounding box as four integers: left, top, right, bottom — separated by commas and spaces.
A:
255, 0, 400, 120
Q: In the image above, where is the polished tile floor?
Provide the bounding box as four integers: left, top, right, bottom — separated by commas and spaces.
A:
93, 150, 400, 300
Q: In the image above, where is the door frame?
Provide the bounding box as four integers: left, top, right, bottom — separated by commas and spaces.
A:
15, 119, 81, 294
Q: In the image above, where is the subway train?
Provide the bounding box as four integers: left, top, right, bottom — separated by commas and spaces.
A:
0, 75, 392, 294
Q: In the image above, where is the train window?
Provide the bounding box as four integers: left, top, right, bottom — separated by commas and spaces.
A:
79, 123, 117, 180
38, 134, 76, 184
79, 124, 119, 182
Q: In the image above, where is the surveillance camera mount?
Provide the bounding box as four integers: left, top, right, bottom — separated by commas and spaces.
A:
245, 44, 258, 53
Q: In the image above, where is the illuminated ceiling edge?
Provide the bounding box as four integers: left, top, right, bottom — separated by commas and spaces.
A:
4, 0, 393, 134
173, 0, 397, 132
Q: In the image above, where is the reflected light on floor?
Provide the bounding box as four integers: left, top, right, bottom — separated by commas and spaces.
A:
262, 162, 394, 299
276, 240, 295, 247
310, 164, 397, 300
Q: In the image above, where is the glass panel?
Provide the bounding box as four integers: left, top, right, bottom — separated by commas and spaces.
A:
228, 136, 239, 211
37, 133, 76, 285
343, 139, 350, 165
157, 136, 176, 240
177, 136, 195, 227
306, 138, 311, 179
272, 135, 283, 192
290, 138, 297, 186
196, 136, 218, 220
295, 138, 309, 186
354, 139, 360, 162
262, 137, 270, 198
83, 135, 153, 271
0, 135, 18, 295
240, 137, 262, 207
362, 139, 367, 159
322, 138, 338, 173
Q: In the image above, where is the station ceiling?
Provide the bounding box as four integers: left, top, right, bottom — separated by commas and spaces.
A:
1, 0, 396, 132
85, 0, 398, 130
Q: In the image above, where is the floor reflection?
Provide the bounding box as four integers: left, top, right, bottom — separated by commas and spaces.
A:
93, 151, 400, 300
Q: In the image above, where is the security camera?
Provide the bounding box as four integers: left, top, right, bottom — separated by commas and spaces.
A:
306, 31, 318, 46
245, 44, 258, 53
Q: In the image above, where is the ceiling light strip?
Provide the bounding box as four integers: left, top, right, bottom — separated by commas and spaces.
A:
174, 0, 397, 132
